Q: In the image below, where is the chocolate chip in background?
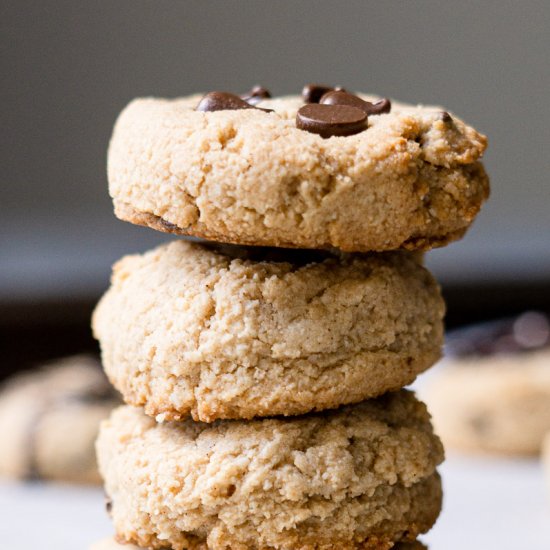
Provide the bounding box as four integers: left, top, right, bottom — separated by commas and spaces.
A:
240, 85, 271, 105
468, 412, 493, 437
439, 111, 453, 123
445, 311, 550, 358
296, 103, 368, 138
302, 83, 346, 103
105, 494, 113, 516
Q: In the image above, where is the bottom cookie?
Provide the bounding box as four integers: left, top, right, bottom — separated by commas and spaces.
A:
97, 391, 443, 550
90, 537, 427, 550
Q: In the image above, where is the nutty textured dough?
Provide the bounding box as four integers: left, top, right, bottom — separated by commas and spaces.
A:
96, 391, 443, 550
92, 240, 444, 422
108, 94, 489, 252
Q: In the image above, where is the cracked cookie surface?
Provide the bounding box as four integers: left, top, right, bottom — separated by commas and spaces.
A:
108, 94, 489, 252
92, 240, 444, 422
97, 391, 443, 550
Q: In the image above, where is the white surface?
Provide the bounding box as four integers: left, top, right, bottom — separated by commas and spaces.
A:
2, 455, 549, 549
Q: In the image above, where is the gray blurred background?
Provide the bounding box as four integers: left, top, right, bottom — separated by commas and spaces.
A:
1, 1, 549, 370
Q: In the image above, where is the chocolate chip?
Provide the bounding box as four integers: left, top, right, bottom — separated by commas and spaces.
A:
160, 217, 179, 232
196, 92, 256, 112
320, 91, 391, 116
369, 98, 391, 115
240, 85, 271, 105
296, 104, 367, 138
105, 494, 113, 515
302, 84, 346, 104
196, 91, 273, 113
320, 90, 371, 111
439, 111, 453, 123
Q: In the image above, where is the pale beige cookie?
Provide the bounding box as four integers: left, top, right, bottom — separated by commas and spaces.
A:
0, 355, 119, 484
423, 349, 550, 455
97, 391, 444, 550
108, 93, 488, 252
89, 537, 426, 549
92, 240, 444, 422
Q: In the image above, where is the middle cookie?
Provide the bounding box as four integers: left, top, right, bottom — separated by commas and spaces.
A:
93, 240, 444, 422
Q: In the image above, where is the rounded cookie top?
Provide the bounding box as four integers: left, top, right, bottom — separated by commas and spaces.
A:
97, 391, 443, 550
0, 355, 119, 484
108, 87, 489, 252
93, 240, 444, 422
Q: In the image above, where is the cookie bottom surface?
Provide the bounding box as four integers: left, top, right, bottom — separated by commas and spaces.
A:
115, 200, 470, 254
97, 391, 443, 550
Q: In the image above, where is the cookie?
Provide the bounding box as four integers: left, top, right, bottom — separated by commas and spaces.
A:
0, 355, 119, 484
107, 89, 489, 252
89, 538, 426, 549
92, 240, 444, 422
423, 314, 550, 455
97, 391, 444, 550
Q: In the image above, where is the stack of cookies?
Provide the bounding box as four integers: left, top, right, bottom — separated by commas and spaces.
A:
91, 84, 489, 550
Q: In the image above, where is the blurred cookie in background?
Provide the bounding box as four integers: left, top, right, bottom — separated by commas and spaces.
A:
0, 355, 119, 484
423, 312, 550, 455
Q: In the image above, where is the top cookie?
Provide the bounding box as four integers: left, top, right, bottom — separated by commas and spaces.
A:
108, 85, 489, 252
